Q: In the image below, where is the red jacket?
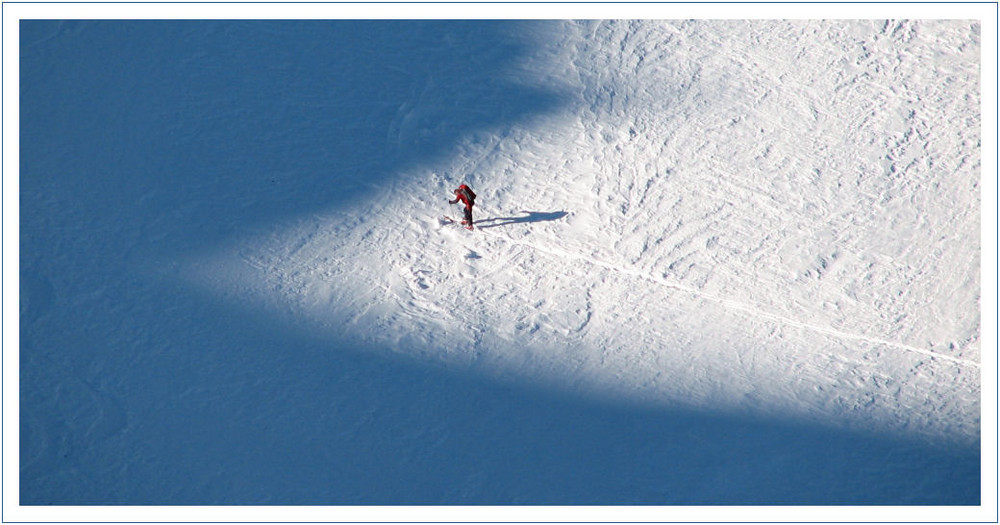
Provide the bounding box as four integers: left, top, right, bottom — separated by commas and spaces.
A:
451, 184, 476, 209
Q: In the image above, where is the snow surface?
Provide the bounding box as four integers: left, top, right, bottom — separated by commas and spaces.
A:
18, 19, 980, 505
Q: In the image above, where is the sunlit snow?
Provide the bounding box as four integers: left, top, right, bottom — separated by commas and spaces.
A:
19, 18, 981, 506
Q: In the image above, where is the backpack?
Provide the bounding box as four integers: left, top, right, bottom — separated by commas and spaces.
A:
459, 184, 476, 204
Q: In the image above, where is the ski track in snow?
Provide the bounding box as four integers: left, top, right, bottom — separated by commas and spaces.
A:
477, 226, 979, 369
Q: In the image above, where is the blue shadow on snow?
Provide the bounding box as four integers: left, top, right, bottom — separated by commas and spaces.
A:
477, 210, 569, 229
18, 20, 980, 505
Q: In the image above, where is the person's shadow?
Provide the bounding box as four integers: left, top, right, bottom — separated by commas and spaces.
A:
477, 211, 568, 229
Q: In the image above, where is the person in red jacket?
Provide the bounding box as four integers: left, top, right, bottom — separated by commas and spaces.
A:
449, 184, 477, 230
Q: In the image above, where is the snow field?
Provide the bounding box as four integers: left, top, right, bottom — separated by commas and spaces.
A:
18, 18, 982, 505
225, 20, 980, 448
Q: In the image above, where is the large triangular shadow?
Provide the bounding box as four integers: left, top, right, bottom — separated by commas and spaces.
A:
17, 20, 981, 507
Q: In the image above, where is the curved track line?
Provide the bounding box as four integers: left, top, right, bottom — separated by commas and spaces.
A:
480, 228, 980, 369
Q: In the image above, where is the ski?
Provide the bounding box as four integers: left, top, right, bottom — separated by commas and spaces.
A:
441, 216, 474, 230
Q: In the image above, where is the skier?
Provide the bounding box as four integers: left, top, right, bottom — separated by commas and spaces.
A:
449, 184, 477, 230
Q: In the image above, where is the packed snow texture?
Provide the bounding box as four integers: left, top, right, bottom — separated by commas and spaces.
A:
20, 20, 980, 504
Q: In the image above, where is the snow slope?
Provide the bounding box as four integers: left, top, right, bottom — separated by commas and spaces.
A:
18, 19, 981, 507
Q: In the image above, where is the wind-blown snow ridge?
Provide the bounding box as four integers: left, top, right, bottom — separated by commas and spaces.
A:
479, 227, 980, 369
